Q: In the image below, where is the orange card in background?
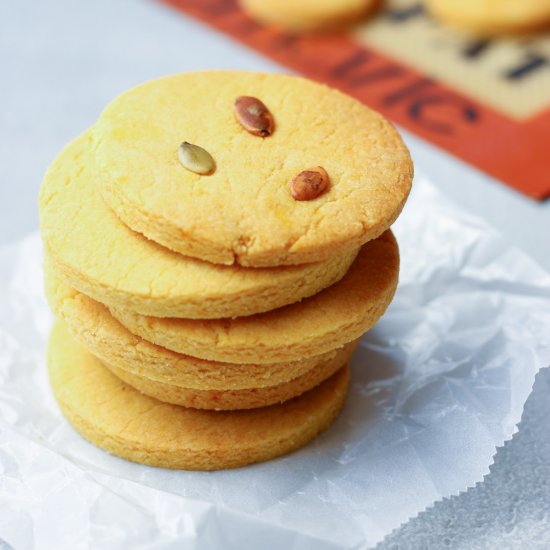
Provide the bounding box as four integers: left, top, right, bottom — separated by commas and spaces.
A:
161, 0, 550, 200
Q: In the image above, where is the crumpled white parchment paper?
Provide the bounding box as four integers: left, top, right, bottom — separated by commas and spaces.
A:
1, 175, 549, 550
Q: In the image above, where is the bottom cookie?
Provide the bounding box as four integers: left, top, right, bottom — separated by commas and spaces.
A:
48, 322, 350, 470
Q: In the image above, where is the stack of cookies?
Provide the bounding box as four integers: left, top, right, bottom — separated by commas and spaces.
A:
39, 71, 412, 471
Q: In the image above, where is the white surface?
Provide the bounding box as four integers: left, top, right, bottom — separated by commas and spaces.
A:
1, 0, 550, 548
382, 366, 550, 550
2, 180, 548, 549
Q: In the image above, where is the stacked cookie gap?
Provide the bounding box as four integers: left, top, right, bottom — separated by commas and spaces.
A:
39, 71, 412, 470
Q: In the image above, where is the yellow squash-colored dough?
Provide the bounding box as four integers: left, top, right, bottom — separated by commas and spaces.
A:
45, 268, 357, 409
111, 231, 399, 364
48, 322, 350, 470
105, 353, 349, 410
39, 131, 358, 319
95, 71, 412, 266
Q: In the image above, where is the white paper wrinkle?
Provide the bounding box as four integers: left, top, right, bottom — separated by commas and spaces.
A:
1, 176, 549, 550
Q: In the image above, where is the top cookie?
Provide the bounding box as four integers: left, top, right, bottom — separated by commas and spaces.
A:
94, 71, 412, 267
238, 0, 378, 32
426, 0, 550, 36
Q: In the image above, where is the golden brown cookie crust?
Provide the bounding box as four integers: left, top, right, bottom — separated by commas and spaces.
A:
426, 0, 550, 35
39, 131, 358, 319
48, 322, 350, 470
111, 231, 399, 364
95, 71, 412, 267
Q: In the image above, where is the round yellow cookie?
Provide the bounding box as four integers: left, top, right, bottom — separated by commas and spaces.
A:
106, 353, 348, 410
111, 231, 399, 364
45, 268, 358, 409
48, 322, 350, 470
239, 0, 379, 32
426, 0, 550, 35
94, 71, 412, 267
39, 131, 358, 319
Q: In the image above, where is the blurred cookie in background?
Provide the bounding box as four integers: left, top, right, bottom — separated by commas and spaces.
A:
426, 0, 550, 36
239, 0, 381, 32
